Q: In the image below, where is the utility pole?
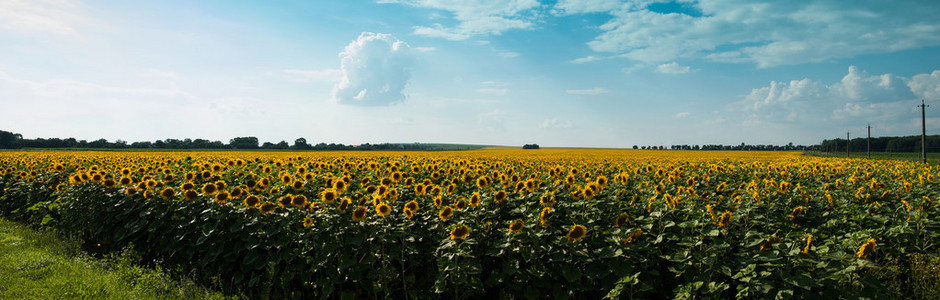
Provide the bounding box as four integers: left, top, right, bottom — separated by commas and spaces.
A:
919, 99, 929, 164
867, 124, 871, 159
846, 131, 850, 157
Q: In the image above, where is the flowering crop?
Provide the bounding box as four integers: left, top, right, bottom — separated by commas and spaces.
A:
1, 149, 939, 298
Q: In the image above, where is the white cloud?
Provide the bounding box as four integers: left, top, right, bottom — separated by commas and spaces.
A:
413, 46, 437, 52
383, 0, 542, 40
909, 70, 940, 100
566, 87, 609, 95
476, 88, 509, 95
569, 55, 602, 64
540, 118, 573, 129
552, 0, 628, 15
0, 0, 89, 37
728, 66, 933, 133
497, 51, 519, 58
674, 112, 690, 119
333, 32, 414, 106
656, 62, 693, 74
573, 1, 940, 67
283, 69, 342, 83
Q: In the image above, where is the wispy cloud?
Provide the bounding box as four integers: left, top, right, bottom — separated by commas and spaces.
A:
540, 118, 573, 129
566, 87, 609, 95
382, 0, 542, 40
656, 62, 693, 74
562, 0, 940, 67
0, 0, 90, 38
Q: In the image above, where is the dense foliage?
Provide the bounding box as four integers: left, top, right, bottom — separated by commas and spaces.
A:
1, 150, 939, 298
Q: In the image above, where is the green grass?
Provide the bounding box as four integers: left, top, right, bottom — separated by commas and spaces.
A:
0, 218, 235, 300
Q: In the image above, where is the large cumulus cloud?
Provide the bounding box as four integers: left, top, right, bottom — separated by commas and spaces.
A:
333, 32, 414, 106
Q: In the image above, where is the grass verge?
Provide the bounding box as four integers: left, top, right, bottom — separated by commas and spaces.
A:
0, 218, 235, 300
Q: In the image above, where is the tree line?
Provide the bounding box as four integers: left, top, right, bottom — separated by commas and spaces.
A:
633, 143, 820, 151
819, 135, 940, 153
0, 130, 475, 151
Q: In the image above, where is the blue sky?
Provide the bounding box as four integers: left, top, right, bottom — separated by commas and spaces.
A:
1, 0, 939, 147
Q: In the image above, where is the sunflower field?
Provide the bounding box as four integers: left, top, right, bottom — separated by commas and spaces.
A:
1, 149, 940, 298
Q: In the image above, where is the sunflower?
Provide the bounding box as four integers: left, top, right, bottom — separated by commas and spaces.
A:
119, 177, 132, 186
230, 187, 244, 198
244, 195, 261, 209
302, 217, 313, 227
376, 202, 392, 217
717, 211, 732, 227
215, 192, 230, 204
281, 174, 292, 185
405, 200, 419, 212
278, 195, 293, 208
307, 201, 321, 212
259, 202, 277, 214
433, 196, 443, 209
214, 180, 226, 191
124, 187, 137, 196
334, 180, 346, 193
802, 234, 813, 254
337, 197, 351, 213
509, 219, 524, 234
450, 224, 470, 240
566, 224, 587, 243
102, 179, 117, 189
789, 206, 803, 221
469, 192, 481, 207
202, 183, 218, 195
160, 188, 176, 199
292, 195, 307, 208
180, 189, 197, 200
614, 213, 629, 227
438, 206, 454, 220
494, 190, 508, 203
622, 228, 643, 244
454, 200, 468, 210
582, 187, 596, 199
292, 180, 304, 190
403, 208, 415, 219
320, 188, 337, 204
352, 206, 368, 221
539, 207, 552, 226
856, 238, 876, 258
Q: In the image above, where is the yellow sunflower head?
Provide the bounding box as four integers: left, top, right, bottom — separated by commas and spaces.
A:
438, 206, 454, 220
566, 224, 587, 243
405, 200, 419, 212
292, 195, 307, 208
215, 192, 230, 204
376, 202, 392, 217
244, 195, 261, 209
259, 202, 277, 214
352, 206, 368, 221
450, 224, 470, 240
509, 219, 524, 234
614, 213, 629, 227
160, 188, 176, 199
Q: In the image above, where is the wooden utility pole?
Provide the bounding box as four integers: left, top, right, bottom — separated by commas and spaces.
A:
919, 99, 929, 164
867, 124, 871, 159
846, 131, 850, 157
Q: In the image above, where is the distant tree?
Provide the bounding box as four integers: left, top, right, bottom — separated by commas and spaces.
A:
293, 138, 311, 149
230, 137, 260, 149
523, 144, 540, 149
275, 141, 290, 149
261, 142, 276, 149
0, 130, 23, 149
632, 145, 638, 149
